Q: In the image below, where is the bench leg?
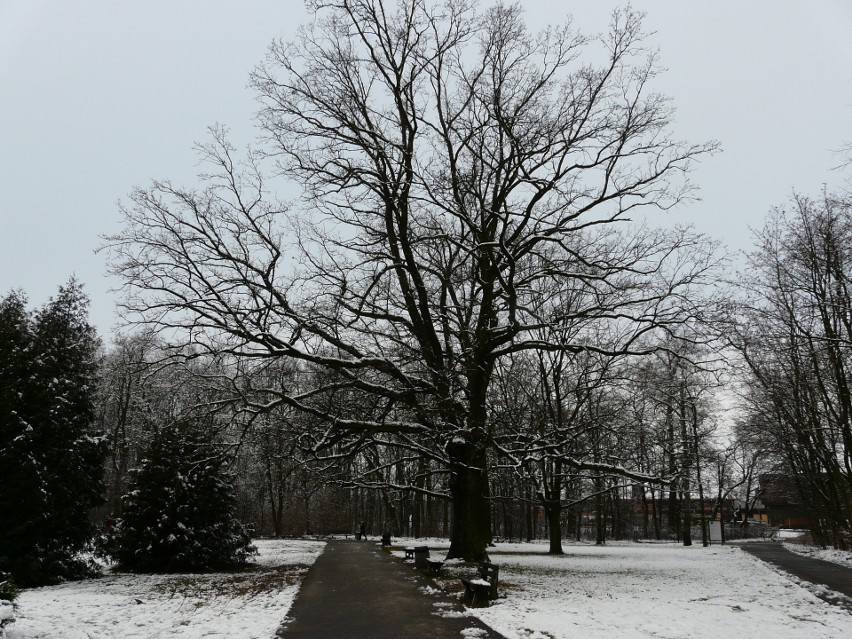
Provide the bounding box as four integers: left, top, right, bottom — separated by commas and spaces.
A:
471, 586, 488, 606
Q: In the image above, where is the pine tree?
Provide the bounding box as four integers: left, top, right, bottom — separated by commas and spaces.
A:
0, 292, 37, 580
110, 418, 255, 572
0, 281, 106, 586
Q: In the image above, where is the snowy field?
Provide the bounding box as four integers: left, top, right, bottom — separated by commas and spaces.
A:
5, 539, 325, 639
393, 538, 852, 639
6, 537, 850, 638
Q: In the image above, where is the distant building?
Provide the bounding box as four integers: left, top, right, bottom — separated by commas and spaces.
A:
758, 474, 810, 528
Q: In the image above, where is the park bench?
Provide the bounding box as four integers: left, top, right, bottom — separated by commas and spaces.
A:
327, 531, 353, 539
460, 562, 499, 606
404, 547, 415, 560
426, 558, 444, 576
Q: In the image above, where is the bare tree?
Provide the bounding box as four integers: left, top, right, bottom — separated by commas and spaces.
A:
96, 333, 159, 516
732, 191, 852, 549
105, 0, 718, 559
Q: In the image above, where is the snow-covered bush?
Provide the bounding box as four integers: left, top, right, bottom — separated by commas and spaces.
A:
0, 573, 16, 637
0, 574, 17, 604
106, 419, 256, 572
0, 600, 14, 638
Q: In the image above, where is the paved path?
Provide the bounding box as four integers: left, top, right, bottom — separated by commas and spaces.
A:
740, 542, 852, 611
277, 540, 507, 638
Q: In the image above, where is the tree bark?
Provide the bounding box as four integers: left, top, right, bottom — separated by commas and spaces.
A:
446, 441, 492, 560
680, 384, 693, 547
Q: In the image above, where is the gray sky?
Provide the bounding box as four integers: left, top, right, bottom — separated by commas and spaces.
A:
1, 1, 851, 339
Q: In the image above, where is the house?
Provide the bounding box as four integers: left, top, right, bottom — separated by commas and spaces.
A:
758, 474, 811, 528
730, 497, 769, 525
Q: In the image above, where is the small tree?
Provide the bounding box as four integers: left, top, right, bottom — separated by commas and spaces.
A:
110, 418, 255, 572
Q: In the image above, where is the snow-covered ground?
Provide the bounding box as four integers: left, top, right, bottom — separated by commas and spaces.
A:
7, 537, 850, 638
5, 539, 325, 639
743, 528, 852, 569
393, 538, 851, 639
783, 541, 852, 569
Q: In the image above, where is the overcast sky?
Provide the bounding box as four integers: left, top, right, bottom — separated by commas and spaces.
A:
1, 0, 851, 338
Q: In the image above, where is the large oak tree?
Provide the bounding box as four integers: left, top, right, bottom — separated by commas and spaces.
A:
106, 0, 717, 559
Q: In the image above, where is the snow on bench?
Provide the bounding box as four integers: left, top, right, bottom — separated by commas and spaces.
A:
460, 562, 499, 606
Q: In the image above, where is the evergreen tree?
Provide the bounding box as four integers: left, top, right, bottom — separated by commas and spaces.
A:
0, 292, 37, 579
110, 418, 255, 572
0, 281, 106, 586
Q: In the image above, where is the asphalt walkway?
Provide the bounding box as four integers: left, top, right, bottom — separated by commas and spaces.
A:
740, 542, 852, 611
276, 540, 507, 639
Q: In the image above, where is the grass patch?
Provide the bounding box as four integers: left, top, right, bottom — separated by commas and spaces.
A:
154, 563, 312, 599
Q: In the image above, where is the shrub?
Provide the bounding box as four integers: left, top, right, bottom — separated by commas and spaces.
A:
108, 420, 255, 572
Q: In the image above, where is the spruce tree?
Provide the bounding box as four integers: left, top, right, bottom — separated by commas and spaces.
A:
0, 281, 106, 586
110, 418, 255, 572
0, 292, 37, 581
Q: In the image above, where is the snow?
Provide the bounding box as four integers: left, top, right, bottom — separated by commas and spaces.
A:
776, 529, 808, 540
6, 537, 851, 638
5, 538, 324, 639
782, 542, 852, 569
473, 541, 852, 639
394, 538, 851, 639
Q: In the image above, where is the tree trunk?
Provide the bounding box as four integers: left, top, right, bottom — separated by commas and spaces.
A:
651, 488, 662, 540
680, 385, 692, 547
545, 504, 563, 554
526, 492, 534, 542
667, 400, 680, 538
266, 466, 282, 537
502, 500, 513, 540
543, 459, 564, 554
692, 404, 708, 547
575, 509, 582, 542
446, 441, 492, 561
541, 493, 564, 554
595, 478, 606, 545
681, 483, 693, 546
413, 493, 422, 538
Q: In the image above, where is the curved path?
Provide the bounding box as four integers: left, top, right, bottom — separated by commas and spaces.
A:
740, 542, 852, 611
277, 540, 507, 638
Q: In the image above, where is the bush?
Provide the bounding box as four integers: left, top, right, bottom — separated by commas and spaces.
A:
2, 547, 101, 589
0, 573, 18, 603
0, 572, 17, 634
108, 420, 256, 572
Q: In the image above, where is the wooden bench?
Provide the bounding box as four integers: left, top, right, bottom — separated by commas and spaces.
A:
327, 531, 353, 539
460, 562, 499, 606
426, 558, 444, 576
404, 547, 415, 560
